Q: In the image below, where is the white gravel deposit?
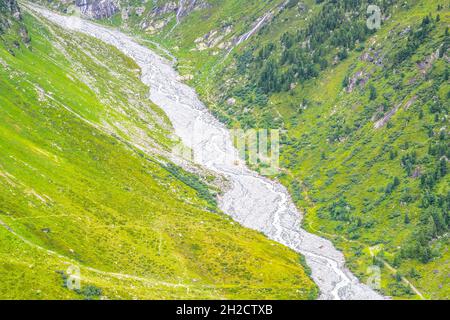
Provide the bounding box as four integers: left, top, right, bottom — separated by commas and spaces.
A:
27, 4, 384, 300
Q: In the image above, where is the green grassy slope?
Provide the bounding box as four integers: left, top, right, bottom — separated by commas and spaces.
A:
0, 10, 318, 299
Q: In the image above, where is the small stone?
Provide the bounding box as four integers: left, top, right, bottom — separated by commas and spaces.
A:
226, 98, 236, 106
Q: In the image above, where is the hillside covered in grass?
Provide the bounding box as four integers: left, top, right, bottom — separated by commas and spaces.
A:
42, 0, 450, 299
0, 2, 318, 299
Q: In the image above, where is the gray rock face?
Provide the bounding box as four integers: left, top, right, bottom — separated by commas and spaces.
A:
137, 0, 211, 34
0, 0, 29, 46
28, 5, 386, 300
177, 0, 210, 19
75, 0, 118, 19
0, 0, 21, 31
149, 0, 209, 18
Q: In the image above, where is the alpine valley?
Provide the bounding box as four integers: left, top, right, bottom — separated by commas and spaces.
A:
0, 0, 448, 300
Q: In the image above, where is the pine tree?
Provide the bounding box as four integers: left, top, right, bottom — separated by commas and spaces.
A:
369, 85, 377, 101
405, 213, 410, 224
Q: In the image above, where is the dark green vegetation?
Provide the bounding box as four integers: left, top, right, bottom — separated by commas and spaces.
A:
0, 2, 318, 299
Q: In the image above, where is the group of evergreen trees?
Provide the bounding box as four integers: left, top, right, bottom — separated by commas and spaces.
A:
400, 123, 449, 263
394, 15, 436, 64
401, 191, 449, 263
241, 0, 396, 94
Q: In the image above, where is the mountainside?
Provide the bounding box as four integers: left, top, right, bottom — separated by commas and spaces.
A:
0, 1, 319, 299
0, 0, 29, 47
3, 0, 449, 300
30, 0, 450, 299
179, 0, 449, 299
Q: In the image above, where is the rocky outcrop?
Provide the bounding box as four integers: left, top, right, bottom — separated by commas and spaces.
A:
346, 70, 370, 93
417, 47, 441, 75
374, 95, 417, 129
141, 0, 210, 34
194, 25, 233, 51
176, 0, 210, 19
0, 0, 20, 16
0, 0, 21, 32
360, 47, 384, 66
194, 0, 289, 53
140, 1, 179, 34
143, 0, 210, 21
75, 0, 118, 19
0, 0, 30, 46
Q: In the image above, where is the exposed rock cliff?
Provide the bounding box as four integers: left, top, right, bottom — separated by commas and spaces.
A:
139, 0, 211, 34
